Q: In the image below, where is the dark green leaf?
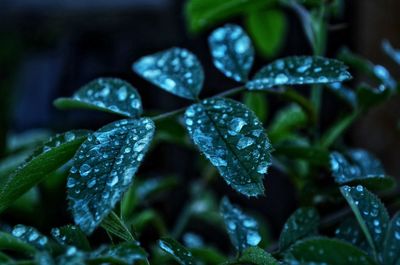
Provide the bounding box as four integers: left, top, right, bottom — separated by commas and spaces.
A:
51, 225, 91, 251
11, 225, 49, 250
382, 39, 400, 65
220, 197, 261, 252
335, 218, 370, 253
190, 247, 226, 265
340, 185, 390, 255
246, 56, 351, 90
274, 145, 329, 166
208, 24, 254, 82
279, 207, 319, 251
88, 242, 148, 265
243, 92, 268, 122
245, 9, 287, 58
356, 83, 391, 109
184, 98, 272, 196
54, 78, 142, 118
101, 211, 135, 242
383, 211, 400, 265
223, 246, 278, 265
158, 237, 196, 265
67, 119, 155, 234
0, 130, 89, 213
0, 231, 36, 255
320, 111, 358, 148
285, 237, 376, 265
132, 47, 204, 100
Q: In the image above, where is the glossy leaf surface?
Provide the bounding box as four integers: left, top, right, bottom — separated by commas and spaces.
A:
158, 237, 196, 265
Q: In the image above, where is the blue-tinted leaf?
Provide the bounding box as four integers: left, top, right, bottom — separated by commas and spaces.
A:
223, 246, 279, 265
335, 218, 370, 253
279, 207, 319, 251
330, 150, 395, 190
133, 47, 204, 100
340, 185, 390, 255
328, 82, 357, 107
11, 225, 49, 250
158, 237, 196, 265
208, 24, 254, 82
101, 211, 135, 242
284, 237, 376, 265
184, 98, 272, 196
220, 197, 261, 252
246, 56, 351, 90
382, 39, 400, 65
0, 130, 89, 213
51, 225, 91, 251
0, 231, 36, 255
56, 246, 86, 264
88, 242, 148, 265
67, 119, 155, 234
383, 211, 400, 265
54, 78, 142, 118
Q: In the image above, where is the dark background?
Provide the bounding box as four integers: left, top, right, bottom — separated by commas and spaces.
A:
1, 0, 399, 240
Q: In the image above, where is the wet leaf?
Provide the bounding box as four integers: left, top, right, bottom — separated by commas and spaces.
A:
54, 78, 142, 118
88, 242, 148, 265
51, 225, 91, 251
0, 231, 36, 255
383, 211, 400, 265
133, 47, 204, 100
340, 185, 390, 255
184, 98, 272, 196
11, 225, 49, 250
101, 211, 135, 242
67, 119, 155, 234
223, 246, 278, 265
158, 237, 196, 265
284, 237, 376, 265
0, 130, 89, 213
246, 56, 351, 90
243, 92, 268, 122
208, 24, 254, 82
279, 207, 319, 251
220, 197, 261, 253
335, 218, 370, 253
382, 39, 400, 65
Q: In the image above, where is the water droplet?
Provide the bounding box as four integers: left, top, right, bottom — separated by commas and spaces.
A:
237, 137, 254, 150
79, 164, 92, 177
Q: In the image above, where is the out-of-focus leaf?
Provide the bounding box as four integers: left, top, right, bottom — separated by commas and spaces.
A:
0, 231, 36, 255
245, 9, 287, 58
6, 129, 51, 153
383, 211, 400, 265
158, 237, 196, 265
129, 209, 167, 236
11, 225, 49, 250
209, 24, 254, 82
279, 207, 319, 251
54, 78, 143, 118
190, 247, 226, 265
67, 119, 154, 234
274, 145, 329, 166
101, 211, 135, 242
88, 242, 148, 265
133, 47, 204, 100
51, 225, 91, 251
184, 98, 272, 196
223, 246, 278, 265
243, 92, 268, 122
382, 39, 400, 65
320, 111, 358, 148
356, 84, 391, 109
327, 82, 357, 108
284, 237, 376, 265
220, 197, 261, 252
0, 130, 89, 213
246, 56, 351, 90
335, 218, 370, 253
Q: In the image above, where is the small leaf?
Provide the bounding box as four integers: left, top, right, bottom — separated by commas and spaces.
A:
133, 47, 204, 100
0, 130, 89, 213
54, 78, 142, 118
285, 237, 376, 265
88, 242, 148, 265
223, 246, 278, 265
242, 92, 268, 122
184, 98, 272, 196
279, 207, 319, 251
67, 119, 155, 234
220, 197, 261, 252
382, 39, 400, 65
158, 237, 196, 265
101, 211, 135, 242
245, 9, 287, 58
51, 225, 91, 251
208, 24, 254, 82
246, 56, 351, 90
330, 150, 395, 191
320, 111, 358, 148
383, 211, 400, 265
340, 185, 390, 255
335, 218, 370, 253
0, 231, 36, 255
11, 225, 49, 250
357, 83, 391, 109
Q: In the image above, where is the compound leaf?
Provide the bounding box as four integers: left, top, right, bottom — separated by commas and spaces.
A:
67, 119, 155, 234
158, 237, 196, 265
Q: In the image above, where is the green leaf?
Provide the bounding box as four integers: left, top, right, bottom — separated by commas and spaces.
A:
132, 47, 204, 100
274, 145, 329, 166
54, 78, 143, 118
10, 225, 50, 251
382, 39, 400, 65
320, 111, 359, 148
88, 242, 148, 265
335, 218, 370, 253
184, 98, 272, 196
284, 237, 376, 265
101, 211, 135, 242
51, 225, 91, 251
383, 211, 400, 265
246, 56, 351, 90
330, 150, 395, 191
158, 237, 196, 265
279, 207, 319, 251
242, 92, 268, 123
208, 24, 254, 82
223, 246, 278, 265
245, 9, 287, 58
185, 0, 274, 33
356, 83, 391, 109
0, 231, 36, 255
340, 185, 390, 256
0, 130, 89, 213
67, 119, 155, 234
190, 247, 226, 265
220, 197, 261, 252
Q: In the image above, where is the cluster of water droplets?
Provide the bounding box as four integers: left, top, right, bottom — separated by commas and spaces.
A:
133, 47, 204, 100
247, 56, 352, 90
208, 24, 254, 82
11, 224, 49, 249
72, 78, 142, 118
67, 118, 155, 234
220, 197, 261, 252
184, 98, 271, 196
88, 242, 147, 264
159, 239, 195, 265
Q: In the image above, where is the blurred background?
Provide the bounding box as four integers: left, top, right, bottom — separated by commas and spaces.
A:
0, 0, 399, 244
